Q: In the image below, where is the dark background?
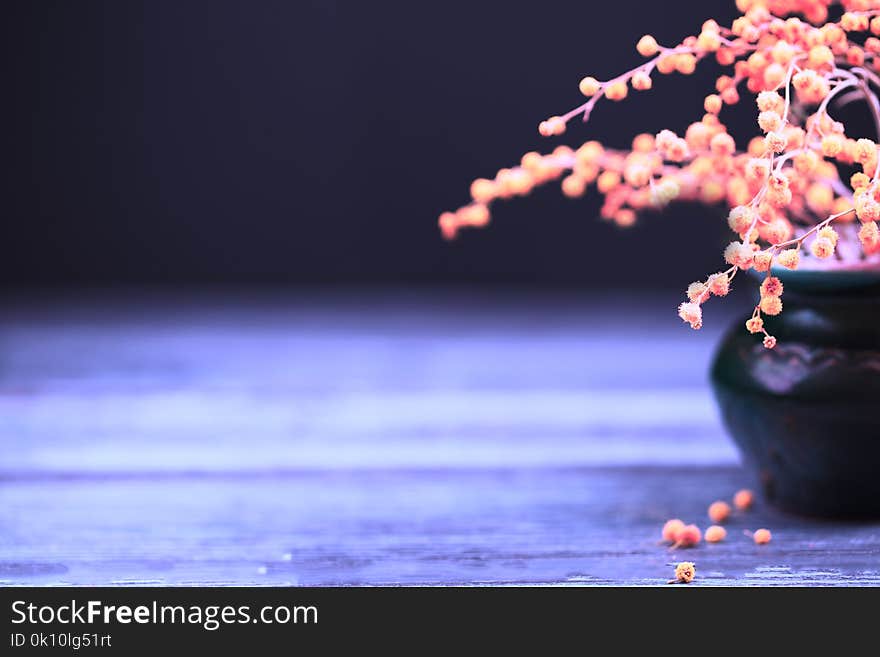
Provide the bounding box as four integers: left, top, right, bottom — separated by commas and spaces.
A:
6, 0, 761, 290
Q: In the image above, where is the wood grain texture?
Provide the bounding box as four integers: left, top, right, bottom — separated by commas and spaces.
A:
1, 292, 878, 586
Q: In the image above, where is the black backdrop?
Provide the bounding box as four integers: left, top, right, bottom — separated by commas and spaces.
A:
5, 1, 785, 289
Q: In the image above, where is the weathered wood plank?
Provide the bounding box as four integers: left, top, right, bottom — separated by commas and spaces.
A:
0, 294, 878, 586
0, 293, 735, 473
2, 467, 879, 586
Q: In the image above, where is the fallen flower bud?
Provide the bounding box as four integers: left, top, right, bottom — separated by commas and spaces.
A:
672, 524, 701, 549
705, 525, 727, 543
669, 561, 696, 584
708, 500, 731, 523
733, 489, 754, 511
662, 518, 686, 543
753, 528, 772, 544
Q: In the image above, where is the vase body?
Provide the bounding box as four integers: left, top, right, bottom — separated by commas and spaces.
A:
710, 269, 880, 518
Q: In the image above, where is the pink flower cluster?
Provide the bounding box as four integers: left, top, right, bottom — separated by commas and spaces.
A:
441, 0, 880, 346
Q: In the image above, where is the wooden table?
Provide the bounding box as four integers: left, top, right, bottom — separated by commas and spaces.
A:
2, 292, 878, 586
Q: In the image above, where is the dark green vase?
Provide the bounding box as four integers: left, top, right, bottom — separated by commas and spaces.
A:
711, 268, 880, 518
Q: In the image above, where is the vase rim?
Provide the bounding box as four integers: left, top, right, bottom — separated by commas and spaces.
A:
762, 266, 880, 293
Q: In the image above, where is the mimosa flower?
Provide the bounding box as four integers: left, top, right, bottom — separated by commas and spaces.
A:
443, 2, 878, 348
752, 528, 772, 544
662, 519, 686, 543
708, 501, 731, 523
705, 525, 727, 543
733, 489, 754, 511
671, 562, 696, 583
677, 302, 703, 330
